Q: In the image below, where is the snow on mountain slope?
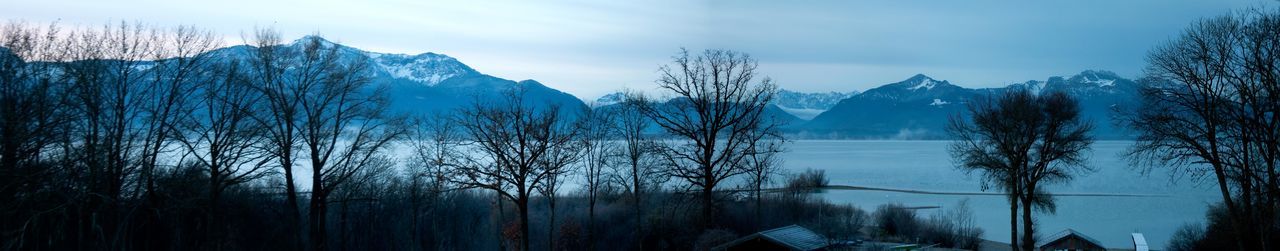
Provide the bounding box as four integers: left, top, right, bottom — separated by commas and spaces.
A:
801, 71, 1140, 139
773, 89, 856, 119
287, 36, 479, 86
369, 52, 478, 86
272, 36, 585, 115
593, 92, 626, 107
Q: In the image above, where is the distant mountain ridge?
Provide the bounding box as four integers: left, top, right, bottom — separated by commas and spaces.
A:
206, 36, 586, 115
800, 71, 1139, 139
773, 89, 857, 120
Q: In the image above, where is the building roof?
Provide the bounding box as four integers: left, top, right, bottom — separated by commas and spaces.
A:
1132, 233, 1149, 251
713, 225, 830, 251
1037, 229, 1105, 248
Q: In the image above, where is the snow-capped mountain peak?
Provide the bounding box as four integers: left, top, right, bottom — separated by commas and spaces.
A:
892, 74, 945, 91
1074, 70, 1118, 87
594, 92, 626, 107
290, 35, 339, 49
369, 51, 477, 86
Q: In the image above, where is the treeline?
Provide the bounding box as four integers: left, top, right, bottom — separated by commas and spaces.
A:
0, 22, 893, 251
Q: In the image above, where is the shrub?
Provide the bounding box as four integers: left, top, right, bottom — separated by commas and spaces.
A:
787, 168, 829, 190
871, 200, 982, 249
920, 199, 982, 249
1168, 223, 1204, 251
874, 203, 919, 238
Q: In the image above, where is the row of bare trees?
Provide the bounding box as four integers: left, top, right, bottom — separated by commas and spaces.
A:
0, 22, 402, 250
1123, 7, 1280, 251
418, 49, 785, 251
1, 19, 794, 250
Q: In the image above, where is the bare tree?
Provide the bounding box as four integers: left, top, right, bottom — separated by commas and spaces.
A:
948, 91, 1033, 251
247, 31, 404, 250
612, 94, 662, 248
290, 36, 404, 251
245, 28, 306, 245
742, 137, 784, 228
629, 49, 782, 229
448, 89, 582, 251
537, 129, 583, 251
949, 89, 1093, 251
0, 21, 73, 249
407, 112, 464, 250
58, 22, 161, 248
172, 59, 272, 248
578, 103, 615, 250
1123, 8, 1280, 251
1016, 92, 1093, 251
137, 25, 219, 201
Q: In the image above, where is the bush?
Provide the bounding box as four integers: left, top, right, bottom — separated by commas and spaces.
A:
870, 200, 982, 249
920, 200, 982, 249
787, 168, 829, 190
874, 203, 919, 238
1168, 223, 1204, 251
1165, 202, 1257, 251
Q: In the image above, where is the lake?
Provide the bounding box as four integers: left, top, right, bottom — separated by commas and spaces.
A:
779, 140, 1220, 249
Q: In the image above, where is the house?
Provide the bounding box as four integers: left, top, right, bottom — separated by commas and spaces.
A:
1037, 229, 1107, 251
712, 225, 832, 251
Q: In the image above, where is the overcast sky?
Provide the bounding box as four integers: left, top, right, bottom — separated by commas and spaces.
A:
3, 0, 1274, 100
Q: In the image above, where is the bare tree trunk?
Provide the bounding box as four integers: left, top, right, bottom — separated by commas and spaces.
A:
1020, 196, 1034, 251
518, 196, 530, 251
310, 189, 327, 251
701, 177, 715, 229
1009, 198, 1019, 251
548, 195, 556, 251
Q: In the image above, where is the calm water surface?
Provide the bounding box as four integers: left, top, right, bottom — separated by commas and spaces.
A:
780, 140, 1219, 249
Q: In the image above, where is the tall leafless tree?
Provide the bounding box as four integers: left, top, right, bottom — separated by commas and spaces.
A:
138, 25, 219, 202
407, 112, 464, 250
245, 28, 306, 247
1017, 92, 1093, 251
447, 89, 582, 251
742, 137, 784, 228
630, 49, 782, 229
612, 95, 662, 249
578, 103, 614, 250
291, 35, 404, 251
0, 21, 73, 250
58, 22, 161, 248
1123, 8, 1280, 251
172, 59, 273, 248
949, 89, 1093, 251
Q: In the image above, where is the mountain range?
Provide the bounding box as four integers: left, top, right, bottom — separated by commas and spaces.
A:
207, 36, 586, 116
799, 71, 1138, 139
16, 35, 1140, 139
272, 36, 1141, 139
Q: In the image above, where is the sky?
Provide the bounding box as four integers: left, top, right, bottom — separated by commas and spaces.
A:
2, 0, 1274, 100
